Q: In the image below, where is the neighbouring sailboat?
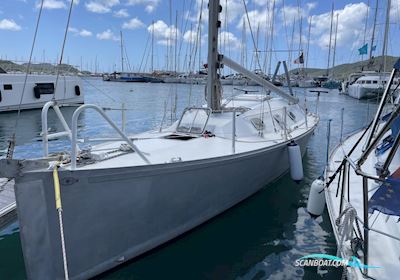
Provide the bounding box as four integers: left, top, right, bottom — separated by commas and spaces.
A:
316, 58, 400, 279
0, 1, 318, 279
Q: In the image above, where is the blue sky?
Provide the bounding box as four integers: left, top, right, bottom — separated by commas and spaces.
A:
0, 0, 399, 73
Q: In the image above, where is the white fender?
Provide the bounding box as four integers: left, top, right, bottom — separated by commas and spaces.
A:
287, 141, 304, 183
307, 178, 326, 216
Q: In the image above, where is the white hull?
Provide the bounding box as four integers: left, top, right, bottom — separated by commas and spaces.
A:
0, 74, 84, 111
347, 84, 384, 99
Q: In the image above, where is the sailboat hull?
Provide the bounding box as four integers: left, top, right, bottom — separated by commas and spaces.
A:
14, 130, 313, 280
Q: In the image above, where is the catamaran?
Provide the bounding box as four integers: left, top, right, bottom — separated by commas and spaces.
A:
0, 67, 83, 112
0, 1, 318, 279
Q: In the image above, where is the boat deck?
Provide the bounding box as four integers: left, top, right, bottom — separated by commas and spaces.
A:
0, 178, 16, 229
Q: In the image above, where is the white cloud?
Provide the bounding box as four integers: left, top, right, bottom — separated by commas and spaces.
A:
122, 17, 145, 29
67, 0, 80, 4
69, 27, 93, 37
36, 0, 67, 9
96, 29, 119, 41
85, 0, 119, 13
219, 31, 241, 49
391, 0, 400, 19
68, 27, 78, 32
79, 29, 92, 37
147, 20, 180, 45
237, 9, 272, 32
183, 30, 198, 44
279, 5, 311, 25
311, 3, 369, 49
126, 0, 160, 13
307, 2, 317, 11
113, 8, 129, 18
0, 19, 22, 31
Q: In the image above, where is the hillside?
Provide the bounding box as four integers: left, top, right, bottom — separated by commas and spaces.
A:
289, 55, 399, 80
0, 60, 80, 74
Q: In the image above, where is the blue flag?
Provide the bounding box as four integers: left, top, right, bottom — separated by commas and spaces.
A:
358, 44, 368, 55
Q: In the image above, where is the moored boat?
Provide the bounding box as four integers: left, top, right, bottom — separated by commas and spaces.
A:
0, 1, 319, 279
315, 58, 400, 279
0, 70, 83, 112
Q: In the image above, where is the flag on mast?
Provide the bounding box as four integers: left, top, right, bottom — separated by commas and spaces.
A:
358, 43, 368, 55
294, 52, 304, 64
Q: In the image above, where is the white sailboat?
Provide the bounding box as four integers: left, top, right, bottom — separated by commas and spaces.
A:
0, 1, 318, 279
310, 58, 400, 279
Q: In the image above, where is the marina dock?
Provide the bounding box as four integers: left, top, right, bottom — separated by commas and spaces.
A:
0, 178, 16, 229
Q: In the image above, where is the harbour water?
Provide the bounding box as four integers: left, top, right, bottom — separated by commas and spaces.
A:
0, 80, 377, 279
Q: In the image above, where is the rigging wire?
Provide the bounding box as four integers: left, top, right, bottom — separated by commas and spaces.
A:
7, 0, 45, 159
138, 32, 151, 73
54, 0, 74, 101
123, 43, 133, 72
241, 0, 263, 72
241, 0, 277, 133
188, 0, 204, 106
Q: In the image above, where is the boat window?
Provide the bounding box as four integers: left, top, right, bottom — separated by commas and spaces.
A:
176, 108, 211, 134
250, 118, 264, 130
288, 111, 296, 121
273, 114, 283, 128
373, 81, 378, 84
3, 84, 12, 90
366, 80, 371, 84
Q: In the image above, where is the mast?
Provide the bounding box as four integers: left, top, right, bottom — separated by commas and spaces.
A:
175, 11, 178, 73
382, 0, 391, 72
198, 9, 202, 73
267, 0, 276, 76
151, 20, 154, 72
289, 19, 296, 70
297, 1, 303, 76
120, 31, 124, 72
369, 0, 378, 61
362, 0, 370, 62
241, 17, 246, 67
305, 15, 312, 70
206, 0, 222, 111
332, 13, 339, 77
326, 2, 334, 77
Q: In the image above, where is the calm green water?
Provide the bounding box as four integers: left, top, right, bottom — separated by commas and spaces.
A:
0, 80, 377, 279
